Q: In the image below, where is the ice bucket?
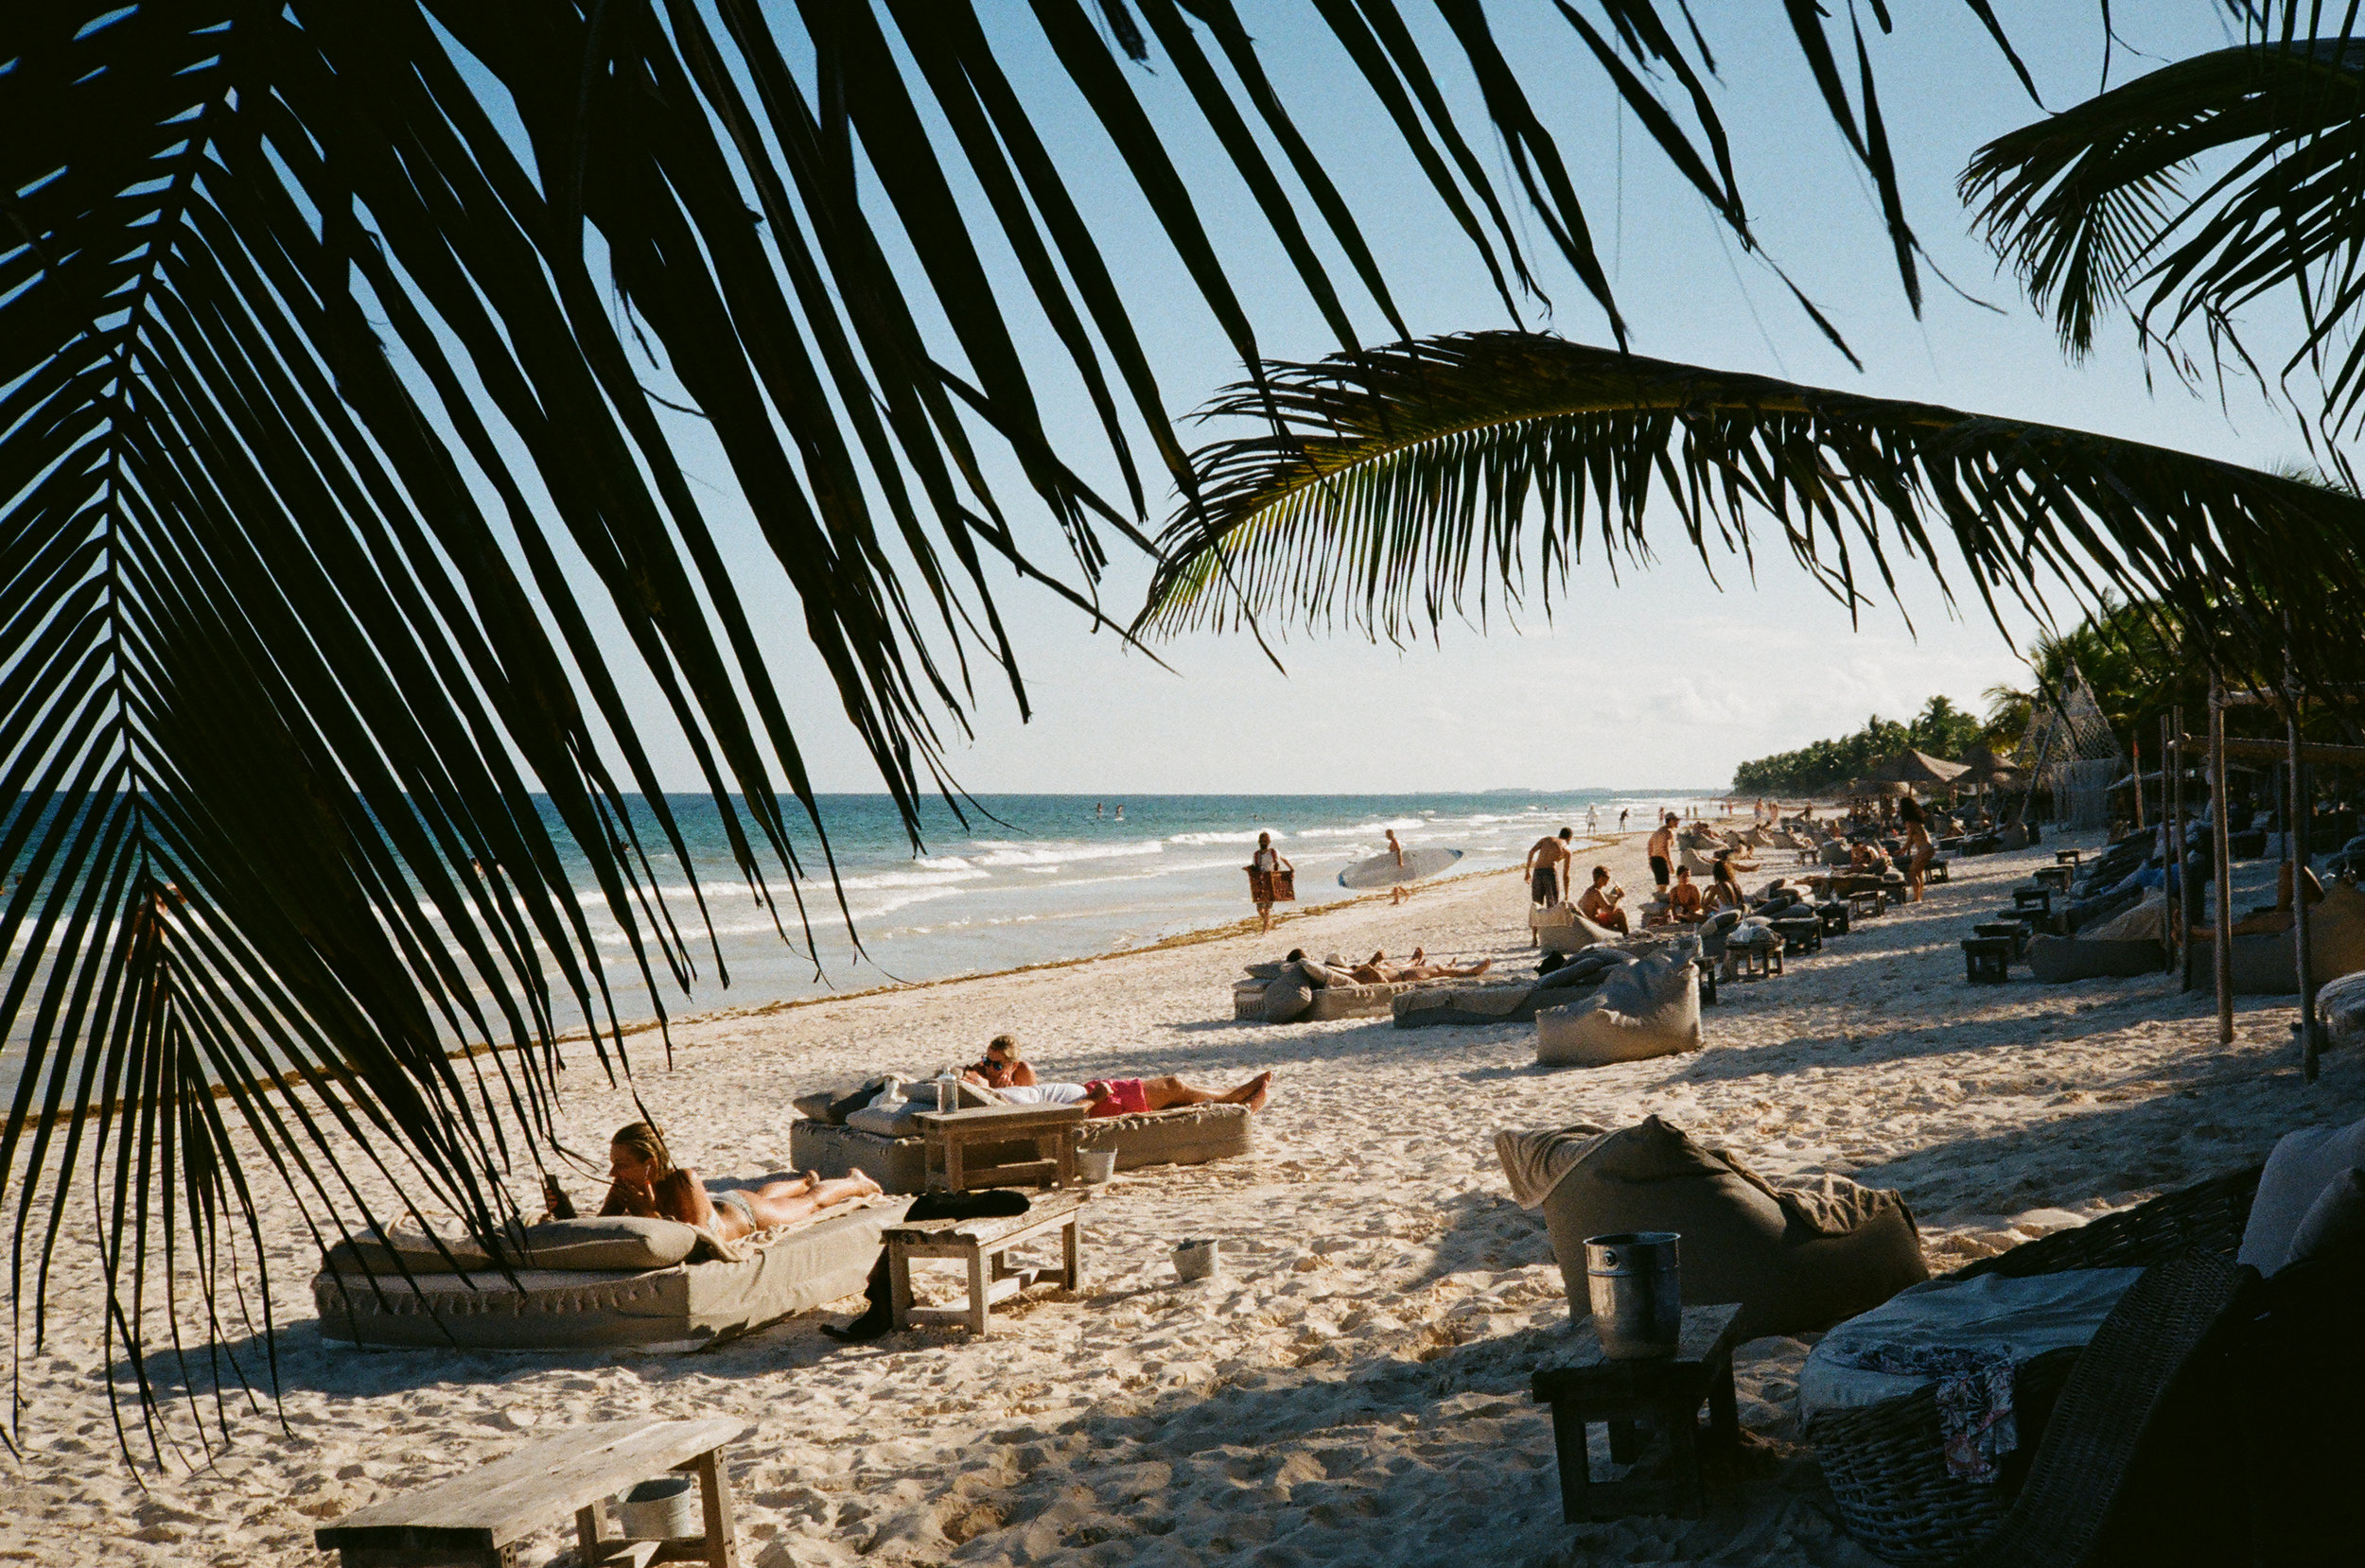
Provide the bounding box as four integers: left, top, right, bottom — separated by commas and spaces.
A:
1584, 1230, 1682, 1360
618, 1475, 701, 1541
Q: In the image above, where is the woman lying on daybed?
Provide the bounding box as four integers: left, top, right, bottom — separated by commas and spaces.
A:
601, 1122, 879, 1244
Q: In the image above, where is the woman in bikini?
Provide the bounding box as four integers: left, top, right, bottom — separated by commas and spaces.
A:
1900, 795, 1935, 903
600, 1122, 878, 1243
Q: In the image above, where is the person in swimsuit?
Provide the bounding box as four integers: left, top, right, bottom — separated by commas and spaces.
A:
1248, 832, 1295, 933
1667, 864, 1705, 921
1525, 828, 1575, 907
1384, 828, 1411, 905
1646, 813, 1676, 889
1343, 949, 1494, 983
1900, 795, 1935, 902
1577, 865, 1630, 933
1082, 1071, 1275, 1117
599, 1122, 878, 1243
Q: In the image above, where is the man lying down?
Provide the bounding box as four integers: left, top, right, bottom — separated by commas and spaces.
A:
963, 1032, 1274, 1114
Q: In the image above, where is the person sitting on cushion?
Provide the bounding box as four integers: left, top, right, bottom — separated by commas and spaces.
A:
1667, 864, 1704, 921
1703, 860, 1745, 912
1578, 865, 1632, 933
1084, 1071, 1275, 1117
601, 1122, 878, 1243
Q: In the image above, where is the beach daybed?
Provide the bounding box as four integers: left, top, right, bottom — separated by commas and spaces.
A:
1496, 1115, 1927, 1342
792, 1103, 1252, 1193
1393, 947, 1636, 1028
1234, 955, 1449, 1022
314, 1200, 911, 1351
2025, 933, 2164, 983
1535, 943, 1701, 1067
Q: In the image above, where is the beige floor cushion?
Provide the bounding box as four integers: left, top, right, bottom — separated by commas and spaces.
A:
1497, 1116, 1929, 1340
1536, 947, 1701, 1067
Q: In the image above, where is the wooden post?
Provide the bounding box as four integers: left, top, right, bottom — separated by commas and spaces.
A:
2289, 642, 2321, 1082
2211, 675, 2234, 1046
2172, 708, 2192, 990
2160, 715, 2176, 975
2132, 734, 2146, 830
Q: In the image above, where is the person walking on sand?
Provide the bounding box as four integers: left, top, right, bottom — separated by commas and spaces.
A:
1526, 827, 1574, 908
1248, 831, 1294, 932
1384, 827, 1411, 904
1647, 812, 1677, 890
1619, 807, 1630, 832
1901, 795, 1935, 902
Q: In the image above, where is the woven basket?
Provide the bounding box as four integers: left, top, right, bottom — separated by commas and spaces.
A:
1807, 1165, 2261, 1567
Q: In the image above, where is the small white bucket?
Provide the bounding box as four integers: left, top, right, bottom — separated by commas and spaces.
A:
619, 1475, 702, 1541
1077, 1149, 1117, 1186
1172, 1239, 1219, 1283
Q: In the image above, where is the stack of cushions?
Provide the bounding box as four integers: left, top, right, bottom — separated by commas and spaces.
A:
1495, 1116, 1928, 1339
791, 1073, 1005, 1139
1535, 941, 1701, 1067
2237, 1113, 2365, 1276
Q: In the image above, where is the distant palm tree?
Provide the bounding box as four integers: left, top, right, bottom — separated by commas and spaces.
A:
3, 0, 2092, 1454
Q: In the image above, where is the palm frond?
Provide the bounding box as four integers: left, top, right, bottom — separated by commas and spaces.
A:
1964, 33, 2365, 432
1138, 333, 2365, 691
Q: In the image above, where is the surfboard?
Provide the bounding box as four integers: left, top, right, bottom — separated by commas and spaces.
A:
1338, 846, 1463, 889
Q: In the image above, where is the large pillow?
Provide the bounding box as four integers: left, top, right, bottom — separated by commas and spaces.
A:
323, 1214, 700, 1276
1536, 946, 1701, 1068
1495, 1116, 1927, 1339
2241, 1116, 2365, 1274
792, 1074, 892, 1124
847, 1099, 931, 1138
2290, 1168, 2365, 1266
1262, 974, 1315, 1023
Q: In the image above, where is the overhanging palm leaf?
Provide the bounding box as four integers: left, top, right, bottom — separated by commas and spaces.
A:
1138, 333, 2365, 686
1964, 28, 2365, 436
0, 1, 2056, 1457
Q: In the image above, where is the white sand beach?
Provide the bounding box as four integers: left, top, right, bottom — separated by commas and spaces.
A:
10, 826, 2360, 1568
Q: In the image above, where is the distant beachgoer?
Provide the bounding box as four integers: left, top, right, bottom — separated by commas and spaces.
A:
1646, 813, 1676, 889
1586, 805, 1599, 831
1578, 865, 1631, 933
1095, 802, 1103, 819
1901, 796, 1934, 902
1248, 832, 1295, 933
1526, 828, 1575, 907
1114, 804, 1124, 821
1385, 828, 1411, 905
1619, 808, 1630, 832
1668, 865, 1705, 921
600, 1123, 878, 1244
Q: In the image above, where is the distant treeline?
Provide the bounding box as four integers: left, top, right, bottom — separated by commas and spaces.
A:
1730, 698, 1988, 796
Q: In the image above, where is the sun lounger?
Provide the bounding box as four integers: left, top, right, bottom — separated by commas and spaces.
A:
792, 1102, 1252, 1193
314, 1195, 913, 1351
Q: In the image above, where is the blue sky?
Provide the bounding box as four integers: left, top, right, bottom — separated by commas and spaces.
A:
537, 3, 2291, 797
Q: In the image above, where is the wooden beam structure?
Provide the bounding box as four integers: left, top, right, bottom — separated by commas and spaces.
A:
2179, 734, 2365, 769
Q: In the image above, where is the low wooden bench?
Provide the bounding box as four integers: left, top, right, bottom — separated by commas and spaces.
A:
1532, 1303, 1743, 1522
917, 1103, 1085, 1192
885, 1192, 1087, 1336
315, 1416, 740, 1568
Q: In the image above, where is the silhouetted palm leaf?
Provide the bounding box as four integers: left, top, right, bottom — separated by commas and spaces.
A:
1139, 333, 2365, 686
0, 1, 2050, 1457
1964, 22, 2365, 435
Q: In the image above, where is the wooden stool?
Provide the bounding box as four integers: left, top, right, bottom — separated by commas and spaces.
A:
1963, 935, 2012, 984
1733, 942, 1781, 981
1816, 901, 1849, 937
916, 1104, 1085, 1193
1773, 917, 1820, 957
1848, 889, 1883, 922
885, 1193, 1086, 1337
1972, 918, 2030, 959
2056, 848, 2082, 866
1926, 859, 1949, 884
316, 1416, 741, 1568
2011, 886, 2053, 918
2034, 864, 2073, 893
1532, 1303, 1743, 1522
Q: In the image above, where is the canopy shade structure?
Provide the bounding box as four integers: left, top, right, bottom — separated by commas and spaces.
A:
1865, 750, 1971, 786
1955, 744, 2027, 787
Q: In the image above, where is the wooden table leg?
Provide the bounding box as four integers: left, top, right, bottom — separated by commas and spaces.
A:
1606, 1419, 1639, 1465
684, 1447, 741, 1568
945, 1137, 967, 1193
1547, 1401, 1590, 1524
888, 1240, 915, 1330
967, 1248, 990, 1336
1707, 1358, 1740, 1449
1061, 1214, 1081, 1292
1665, 1405, 1703, 1515
574, 1502, 604, 1565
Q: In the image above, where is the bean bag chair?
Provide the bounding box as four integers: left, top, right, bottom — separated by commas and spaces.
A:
2218, 880, 2365, 995
1535, 943, 1701, 1067
1538, 909, 1627, 955
2026, 933, 2165, 983
1495, 1116, 1929, 1340
2322, 970, 2365, 1052
1262, 970, 1316, 1022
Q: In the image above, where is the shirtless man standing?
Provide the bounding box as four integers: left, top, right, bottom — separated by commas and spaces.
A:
1526, 827, 1575, 907
1646, 812, 1677, 890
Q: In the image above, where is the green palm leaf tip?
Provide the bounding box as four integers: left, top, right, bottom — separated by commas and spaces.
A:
1139, 332, 2365, 688
1964, 35, 2365, 429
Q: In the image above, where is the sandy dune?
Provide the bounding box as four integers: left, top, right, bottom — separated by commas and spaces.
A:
9, 827, 2357, 1567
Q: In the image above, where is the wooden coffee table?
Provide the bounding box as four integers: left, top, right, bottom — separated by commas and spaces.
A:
884, 1193, 1087, 1336
1532, 1302, 1743, 1522
915, 1103, 1086, 1192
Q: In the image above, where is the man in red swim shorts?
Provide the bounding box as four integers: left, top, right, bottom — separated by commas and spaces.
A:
1081, 1071, 1273, 1118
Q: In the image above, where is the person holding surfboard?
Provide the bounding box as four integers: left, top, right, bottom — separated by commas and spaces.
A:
1384, 828, 1411, 904
1247, 832, 1294, 932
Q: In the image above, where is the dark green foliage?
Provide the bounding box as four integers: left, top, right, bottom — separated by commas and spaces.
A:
1731, 699, 1986, 796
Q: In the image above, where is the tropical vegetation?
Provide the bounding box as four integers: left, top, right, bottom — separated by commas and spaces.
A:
1730, 699, 1989, 798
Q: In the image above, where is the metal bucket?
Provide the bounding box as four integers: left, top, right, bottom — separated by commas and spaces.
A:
1172, 1239, 1219, 1283
1077, 1149, 1117, 1186
618, 1475, 702, 1541
1585, 1231, 1682, 1360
